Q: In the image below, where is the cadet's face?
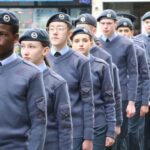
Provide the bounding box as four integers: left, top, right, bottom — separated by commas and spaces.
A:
21, 41, 46, 65
143, 19, 150, 34
72, 33, 93, 56
99, 19, 117, 37
48, 22, 70, 49
0, 24, 18, 60
117, 27, 133, 38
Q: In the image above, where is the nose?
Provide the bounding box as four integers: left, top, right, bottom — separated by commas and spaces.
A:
21, 47, 29, 56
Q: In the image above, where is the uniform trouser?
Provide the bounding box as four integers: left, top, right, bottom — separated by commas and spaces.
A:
112, 101, 128, 150
73, 138, 83, 150
138, 116, 145, 150
128, 101, 142, 150
144, 108, 150, 150
93, 125, 107, 150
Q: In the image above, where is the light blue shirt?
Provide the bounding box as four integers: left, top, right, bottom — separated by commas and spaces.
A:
0, 53, 17, 66
38, 62, 47, 73
99, 33, 117, 42
144, 32, 150, 37
51, 45, 69, 56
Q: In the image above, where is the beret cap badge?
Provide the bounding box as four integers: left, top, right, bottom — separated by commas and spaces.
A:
123, 22, 127, 26
31, 32, 38, 39
80, 16, 86, 22
59, 14, 65, 20
3, 15, 10, 23
107, 13, 111, 18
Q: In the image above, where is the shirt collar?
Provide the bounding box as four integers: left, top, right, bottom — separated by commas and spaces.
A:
144, 32, 150, 37
100, 33, 117, 42
38, 62, 47, 73
0, 53, 17, 65
51, 45, 69, 56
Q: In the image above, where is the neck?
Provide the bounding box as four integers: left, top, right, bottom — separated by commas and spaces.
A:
53, 43, 67, 51
0, 51, 13, 60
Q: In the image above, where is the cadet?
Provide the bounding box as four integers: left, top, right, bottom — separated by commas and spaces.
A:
116, 17, 150, 150
97, 9, 138, 150
74, 13, 113, 78
70, 27, 116, 150
46, 12, 94, 150
135, 11, 150, 150
0, 9, 47, 150
19, 28, 73, 150
74, 13, 123, 139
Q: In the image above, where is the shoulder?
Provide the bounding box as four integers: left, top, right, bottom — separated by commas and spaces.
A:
117, 35, 133, 46
19, 57, 40, 73
44, 67, 67, 88
91, 55, 109, 67
70, 48, 89, 63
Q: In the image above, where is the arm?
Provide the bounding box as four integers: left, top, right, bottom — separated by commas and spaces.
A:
101, 64, 116, 141
126, 44, 138, 118
80, 60, 94, 149
138, 49, 150, 116
27, 72, 47, 150
56, 82, 73, 150
113, 64, 123, 128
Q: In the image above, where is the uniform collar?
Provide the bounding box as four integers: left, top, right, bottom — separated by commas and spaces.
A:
100, 33, 117, 42
51, 45, 69, 56
144, 32, 150, 37
38, 62, 47, 73
0, 53, 17, 66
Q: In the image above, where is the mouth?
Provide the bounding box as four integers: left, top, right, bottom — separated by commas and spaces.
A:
23, 57, 30, 60
78, 48, 85, 51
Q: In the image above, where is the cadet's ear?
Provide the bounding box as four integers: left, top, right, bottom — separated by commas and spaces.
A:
43, 47, 50, 56
14, 33, 19, 44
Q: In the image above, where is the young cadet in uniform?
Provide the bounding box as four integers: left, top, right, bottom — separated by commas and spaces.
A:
97, 9, 138, 150
74, 13, 113, 78
19, 28, 73, 150
70, 27, 116, 150
74, 13, 123, 139
0, 10, 47, 150
116, 17, 150, 150
46, 12, 94, 150
135, 11, 150, 150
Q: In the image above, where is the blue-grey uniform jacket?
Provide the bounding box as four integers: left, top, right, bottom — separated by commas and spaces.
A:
134, 43, 150, 105
0, 57, 47, 150
43, 67, 73, 150
135, 34, 150, 104
99, 35, 138, 101
112, 63, 123, 126
46, 49, 94, 140
90, 45, 113, 79
90, 55, 116, 139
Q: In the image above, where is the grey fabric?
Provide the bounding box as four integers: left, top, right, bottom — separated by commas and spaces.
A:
99, 35, 138, 101
46, 49, 94, 140
90, 55, 116, 139
43, 68, 73, 150
0, 57, 47, 150
112, 63, 123, 126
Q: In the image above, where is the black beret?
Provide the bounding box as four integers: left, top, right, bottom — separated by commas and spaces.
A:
117, 12, 137, 23
19, 28, 50, 47
0, 9, 19, 27
46, 12, 72, 27
142, 11, 150, 21
116, 18, 133, 30
70, 27, 93, 40
97, 9, 117, 22
74, 13, 97, 27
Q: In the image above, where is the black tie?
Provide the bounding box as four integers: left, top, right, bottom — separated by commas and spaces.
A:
106, 38, 110, 42
54, 52, 61, 57
0, 62, 2, 66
